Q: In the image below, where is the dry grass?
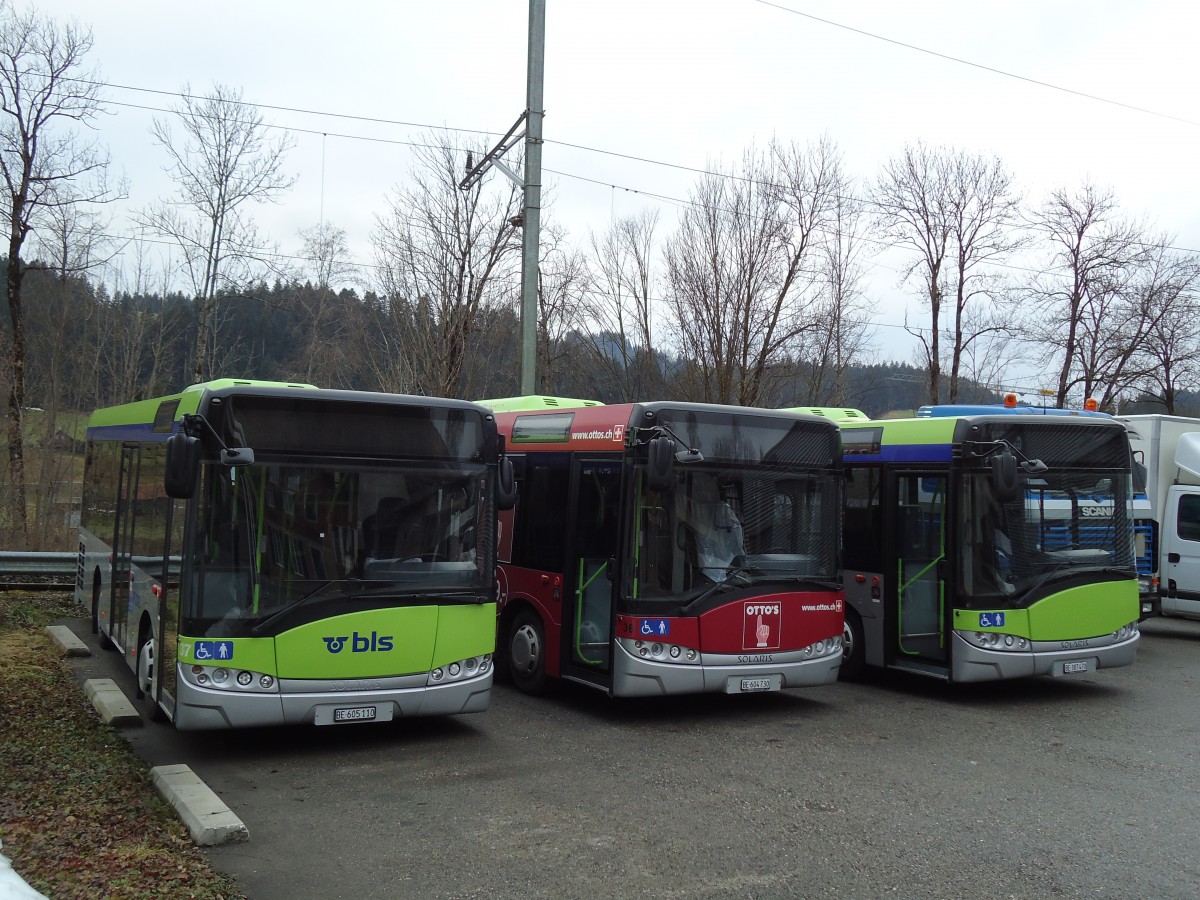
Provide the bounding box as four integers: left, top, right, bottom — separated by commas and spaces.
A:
0, 591, 246, 899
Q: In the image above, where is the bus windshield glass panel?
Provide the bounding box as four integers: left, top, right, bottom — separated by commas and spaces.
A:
631, 462, 839, 616
957, 424, 1134, 610
183, 457, 492, 636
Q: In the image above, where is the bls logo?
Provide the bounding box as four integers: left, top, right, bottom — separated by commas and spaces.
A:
322, 631, 395, 654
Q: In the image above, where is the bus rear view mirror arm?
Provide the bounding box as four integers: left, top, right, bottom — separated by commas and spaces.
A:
182, 413, 255, 467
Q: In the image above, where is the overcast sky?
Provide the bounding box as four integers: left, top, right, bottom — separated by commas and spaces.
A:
31, 0, 1200, 381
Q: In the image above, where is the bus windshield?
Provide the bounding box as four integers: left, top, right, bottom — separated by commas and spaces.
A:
185, 460, 492, 636
958, 469, 1135, 609
631, 464, 839, 614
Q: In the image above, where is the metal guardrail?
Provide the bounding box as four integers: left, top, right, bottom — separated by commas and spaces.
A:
0, 551, 78, 575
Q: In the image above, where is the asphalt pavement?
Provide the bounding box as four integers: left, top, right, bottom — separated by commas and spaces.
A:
61, 615, 1200, 900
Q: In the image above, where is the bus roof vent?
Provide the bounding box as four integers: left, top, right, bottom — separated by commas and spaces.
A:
784, 406, 870, 423
478, 395, 603, 413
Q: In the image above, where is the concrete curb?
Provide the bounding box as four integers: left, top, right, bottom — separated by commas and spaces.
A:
83, 678, 142, 728
45, 625, 90, 657
150, 764, 249, 846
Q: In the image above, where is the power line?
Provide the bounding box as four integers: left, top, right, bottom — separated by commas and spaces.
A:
61, 74, 1200, 259
750, 0, 1200, 128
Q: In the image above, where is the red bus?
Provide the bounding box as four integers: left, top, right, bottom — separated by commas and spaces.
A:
485, 398, 845, 697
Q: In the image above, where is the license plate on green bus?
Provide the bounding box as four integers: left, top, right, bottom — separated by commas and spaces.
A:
334, 706, 377, 722
1060, 660, 1090, 675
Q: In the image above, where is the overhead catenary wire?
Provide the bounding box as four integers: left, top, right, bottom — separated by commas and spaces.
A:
750, 0, 1200, 129
89, 88, 1200, 261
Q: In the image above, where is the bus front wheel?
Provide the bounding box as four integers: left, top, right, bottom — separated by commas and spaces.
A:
508, 609, 547, 695
136, 629, 166, 722
839, 609, 865, 681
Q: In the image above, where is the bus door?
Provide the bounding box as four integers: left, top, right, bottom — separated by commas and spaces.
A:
110, 444, 142, 650
562, 458, 622, 686
891, 471, 947, 668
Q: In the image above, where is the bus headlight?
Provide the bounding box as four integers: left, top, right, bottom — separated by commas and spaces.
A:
184, 663, 279, 692
632, 640, 701, 665
799, 637, 841, 658
426, 655, 492, 686
1113, 621, 1140, 640
963, 631, 1029, 652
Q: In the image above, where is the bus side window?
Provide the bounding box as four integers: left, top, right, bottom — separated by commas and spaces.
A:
843, 466, 881, 572
512, 454, 569, 573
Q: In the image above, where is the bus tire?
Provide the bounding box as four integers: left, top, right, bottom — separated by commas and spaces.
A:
136, 627, 166, 723
92, 570, 114, 651
508, 608, 548, 695
839, 608, 865, 681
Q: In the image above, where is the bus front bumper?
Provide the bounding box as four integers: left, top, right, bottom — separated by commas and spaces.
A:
611, 639, 842, 697
173, 667, 492, 729
950, 631, 1140, 683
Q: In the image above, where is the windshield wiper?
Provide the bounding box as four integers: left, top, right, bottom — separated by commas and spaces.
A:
250, 578, 365, 635
679, 566, 757, 616
757, 573, 842, 592
1015, 565, 1134, 600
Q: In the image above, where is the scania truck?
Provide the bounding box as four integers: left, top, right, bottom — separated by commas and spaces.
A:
1117, 414, 1200, 621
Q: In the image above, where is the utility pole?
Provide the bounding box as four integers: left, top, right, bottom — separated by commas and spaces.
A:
460, 0, 545, 395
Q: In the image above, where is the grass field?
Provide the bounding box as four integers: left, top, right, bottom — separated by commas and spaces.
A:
0, 590, 245, 900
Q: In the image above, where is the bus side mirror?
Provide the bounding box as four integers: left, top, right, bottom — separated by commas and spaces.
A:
647, 436, 675, 493
990, 449, 1021, 502
165, 432, 201, 499
497, 457, 517, 510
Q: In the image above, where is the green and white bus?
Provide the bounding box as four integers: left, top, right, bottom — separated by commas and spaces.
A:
815, 406, 1140, 682
75, 379, 512, 729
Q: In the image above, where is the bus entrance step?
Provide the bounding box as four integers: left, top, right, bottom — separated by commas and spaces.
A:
889, 659, 950, 681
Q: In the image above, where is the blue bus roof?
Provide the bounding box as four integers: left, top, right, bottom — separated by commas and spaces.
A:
916, 403, 1110, 418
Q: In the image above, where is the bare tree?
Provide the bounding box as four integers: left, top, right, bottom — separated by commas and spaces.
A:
1025, 182, 1152, 407
535, 222, 590, 393
0, 2, 115, 545
793, 185, 875, 406
292, 221, 360, 385
582, 209, 661, 401
663, 138, 845, 407
953, 300, 1023, 398
942, 151, 1024, 401
873, 143, 1022, 404
371, 130, 521, 398
300, 220, 359, 294
137, 82, 295, 384
872, 143, 949, 405
1121, 247, 1200, 413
